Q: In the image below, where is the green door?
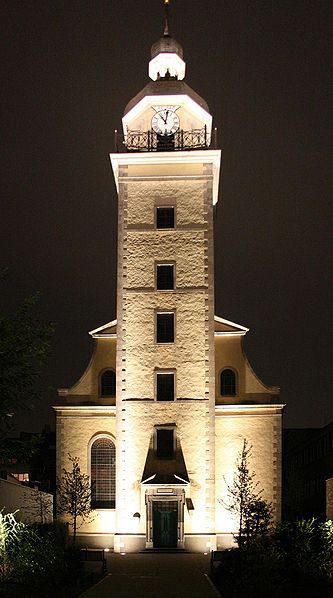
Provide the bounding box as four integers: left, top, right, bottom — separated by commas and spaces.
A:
153, 501, 178, 548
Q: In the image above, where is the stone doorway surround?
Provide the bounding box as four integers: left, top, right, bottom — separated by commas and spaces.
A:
145, 487, 185, 549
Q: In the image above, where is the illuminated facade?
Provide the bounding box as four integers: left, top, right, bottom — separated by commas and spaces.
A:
54, 9, 284, 552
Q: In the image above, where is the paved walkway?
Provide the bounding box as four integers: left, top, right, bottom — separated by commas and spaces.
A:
80, 553, 219, 597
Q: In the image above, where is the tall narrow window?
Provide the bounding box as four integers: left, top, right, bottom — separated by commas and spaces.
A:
101, 370, 116, 397
156, 372, 175, 401
91, 437, 116, 509
220, 369, 236, 396
156, 312, 175, 343
156, 264, 174, 290
156, 206, 174, 229
156, 429, 174, 459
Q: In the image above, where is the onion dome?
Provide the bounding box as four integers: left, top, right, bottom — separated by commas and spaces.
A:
151, 34, 184, 61
149, 1, 186, 81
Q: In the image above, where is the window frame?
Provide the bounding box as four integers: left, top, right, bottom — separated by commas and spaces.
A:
155, 262, 175, 291
89, 434, 116, 510
155, 311, 175, 344
155, 426, 175, 460
155, 205, 175, 230
155, 370, 176, 402
220, 367, 237, 397
99, 369, 116, 398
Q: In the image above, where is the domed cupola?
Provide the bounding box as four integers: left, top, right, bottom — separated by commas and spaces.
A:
149, 10, 186, 81
120, 0, 214, 153
151, 34, 184, 60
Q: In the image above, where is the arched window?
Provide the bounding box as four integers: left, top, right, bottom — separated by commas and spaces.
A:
220, 368, 236, 396
91, 437, 116, 509
100, 369, 116, 397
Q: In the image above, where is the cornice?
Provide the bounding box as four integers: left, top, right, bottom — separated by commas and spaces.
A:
215, 404, 285, 416
53, 406, 116, 417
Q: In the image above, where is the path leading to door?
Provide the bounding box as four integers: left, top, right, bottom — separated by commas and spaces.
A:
80, 552, 220, 597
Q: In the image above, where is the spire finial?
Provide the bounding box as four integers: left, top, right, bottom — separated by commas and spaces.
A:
164, 0, 170, 37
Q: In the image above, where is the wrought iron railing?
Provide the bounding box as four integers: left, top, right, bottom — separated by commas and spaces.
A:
114, 126, 218, 152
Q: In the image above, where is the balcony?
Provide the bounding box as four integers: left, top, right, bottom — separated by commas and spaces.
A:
114, 126, 218, 153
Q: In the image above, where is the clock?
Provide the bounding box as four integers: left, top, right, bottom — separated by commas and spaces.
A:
151, 108, 180, 135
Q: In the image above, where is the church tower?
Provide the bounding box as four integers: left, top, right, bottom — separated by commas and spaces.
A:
110, 2, 220, 552
55, 1, 283, 553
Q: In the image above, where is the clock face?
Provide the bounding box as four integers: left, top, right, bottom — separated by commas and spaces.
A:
151, 108, 180, 135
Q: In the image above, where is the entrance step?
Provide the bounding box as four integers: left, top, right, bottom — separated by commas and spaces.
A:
140, 548, 190, 554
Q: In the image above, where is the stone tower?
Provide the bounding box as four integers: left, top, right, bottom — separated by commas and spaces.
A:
110, 10, 221, 552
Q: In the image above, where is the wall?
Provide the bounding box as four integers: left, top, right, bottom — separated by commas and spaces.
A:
0, 478, 53, 524
55, 407, 116, 540
215, 335, 278, 404
65, 337, 116, 404
215, 406, 282, 548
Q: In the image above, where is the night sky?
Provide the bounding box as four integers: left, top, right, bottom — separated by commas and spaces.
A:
1, 1, 332, 431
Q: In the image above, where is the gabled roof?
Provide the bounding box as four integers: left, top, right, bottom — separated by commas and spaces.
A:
214, 316, 249, 336
88, 316, 248, 339
89, 319, 117, 338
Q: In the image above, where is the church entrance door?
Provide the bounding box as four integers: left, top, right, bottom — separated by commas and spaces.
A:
153, 500, 178, 548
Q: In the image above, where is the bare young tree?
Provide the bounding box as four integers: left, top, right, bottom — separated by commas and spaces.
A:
56, 454, 93, 544
23, 487, 53, 524
219, 439, 272, 548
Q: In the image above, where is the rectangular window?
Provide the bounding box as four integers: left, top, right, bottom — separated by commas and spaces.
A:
12, 473, 29, 482
156, 312, 174, 343
157, 429, 174, 459
156, 264, 174, 290
156, 372, 175, 401
156, 206, 174, 229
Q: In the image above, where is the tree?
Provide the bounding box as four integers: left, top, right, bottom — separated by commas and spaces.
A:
23, 487, 53, 524
219, 439, 272, 547
244, 498, 272, 541
57, 454, 94, 544
0, 287, 54, 454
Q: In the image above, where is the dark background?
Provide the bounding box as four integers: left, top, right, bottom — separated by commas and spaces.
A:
1, 0, 332, 431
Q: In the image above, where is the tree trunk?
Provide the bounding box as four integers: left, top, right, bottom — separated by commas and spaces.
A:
73, 513, 77, 545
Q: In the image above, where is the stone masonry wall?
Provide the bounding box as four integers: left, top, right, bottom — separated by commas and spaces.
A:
56, 410, 116, 535
215, 410, 282, 537
115, 158, 216, 541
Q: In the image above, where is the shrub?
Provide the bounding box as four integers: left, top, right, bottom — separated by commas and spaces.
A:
0, 515, 82, 597
274, 519, 333, 580
214, 540, 284, 598
32, 520, 69, 549
213, 519, 333, 598
12, 525, 82, 596
0, 510, 26, 582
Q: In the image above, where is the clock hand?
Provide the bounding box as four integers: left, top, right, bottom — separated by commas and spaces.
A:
161, 110, 168, 125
